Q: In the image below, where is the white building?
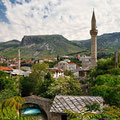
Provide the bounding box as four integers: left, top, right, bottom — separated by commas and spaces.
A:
11, 69, 31, 77
53, 69, 64, 79
79, 56, 91, 62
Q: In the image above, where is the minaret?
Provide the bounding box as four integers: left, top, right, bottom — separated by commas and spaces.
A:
90, 10, 98, 67
18, 49, 21, 70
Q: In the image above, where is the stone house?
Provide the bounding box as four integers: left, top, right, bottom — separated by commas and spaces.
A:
57, 61, 69, 71
50, 95, 104, 120
68, 63, 77, 71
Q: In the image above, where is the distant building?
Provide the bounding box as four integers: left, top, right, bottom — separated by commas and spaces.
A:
76, 54, 80, 59
68, 63, 77, 70
0, 66, 12, 73
63, 59, 71, 63
53, 69, 64, 79
79, 56, 91, 62
9, 64, 18, 68
82, 60, 91, 69
11, 69, 31, 77
58, 61, 69, 71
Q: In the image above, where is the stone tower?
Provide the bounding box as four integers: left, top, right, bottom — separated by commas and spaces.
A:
90, 10, 98, 67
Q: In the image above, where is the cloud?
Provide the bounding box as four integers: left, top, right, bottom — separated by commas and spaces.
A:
0, 0, 120, 41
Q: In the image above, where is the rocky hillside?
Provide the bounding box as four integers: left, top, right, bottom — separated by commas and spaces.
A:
73, 32, 120, 57
0, 35, 82, 58
1, 33, 120, 59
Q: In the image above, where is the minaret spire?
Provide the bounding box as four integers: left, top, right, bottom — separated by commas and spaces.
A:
90, 10, 98, 67
91, 10, 96, 30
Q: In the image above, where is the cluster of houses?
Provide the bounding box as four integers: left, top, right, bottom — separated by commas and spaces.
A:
0, 53, 92, 79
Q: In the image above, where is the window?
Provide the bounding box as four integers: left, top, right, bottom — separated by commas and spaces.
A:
61, 115, 67, 120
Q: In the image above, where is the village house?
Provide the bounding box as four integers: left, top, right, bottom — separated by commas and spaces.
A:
50, 95, 104, 120
53, 69, 64, 79
57, 61, 69, 71
11, 69, 31, 77
68, 62, 77, 71
0, 66, 12, 74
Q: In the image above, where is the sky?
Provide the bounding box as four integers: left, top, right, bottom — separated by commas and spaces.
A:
0, 0, 120, 42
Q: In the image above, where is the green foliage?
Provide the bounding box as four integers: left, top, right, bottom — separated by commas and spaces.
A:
0, 96, 35, 120
0, 89, 16, 102
102, 106, 120, 119
21, 63, 54, 98
47, 76, 82, 98
66, 103, 120, 120
86, 103, 100, 112
64, 70, 73, 76
108, 68, 120, 75
90, 57, 115, 79
20, 77, 35, 96
0, 71, 21, 101
0, 35, 82, 58
44, 61, 58, 68
89, 57, 120, 107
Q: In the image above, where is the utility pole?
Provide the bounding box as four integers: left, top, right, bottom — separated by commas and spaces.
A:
18, 49, 21, 70
115, 51, 118, 68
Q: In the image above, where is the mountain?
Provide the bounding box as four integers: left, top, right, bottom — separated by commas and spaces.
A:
73, 32, 120, 57
1, 33, 120, 59
0, 35, 83, 59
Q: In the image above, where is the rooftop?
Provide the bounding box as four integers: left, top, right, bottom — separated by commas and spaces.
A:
0, 66, 12, 71
50, 95, 104, 114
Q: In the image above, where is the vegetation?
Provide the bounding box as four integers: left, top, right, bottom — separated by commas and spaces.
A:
66, 103, 120, 120
47, 76, 82, 98
89, 57, 120, 107
73, 32, 120, 58
0, 71, 22, 101
0, 96, 34, 120
20, 63, 54, 98
0, 35, 82, 58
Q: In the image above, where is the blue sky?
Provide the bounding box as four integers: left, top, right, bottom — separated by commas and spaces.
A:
0, 0, 120, 42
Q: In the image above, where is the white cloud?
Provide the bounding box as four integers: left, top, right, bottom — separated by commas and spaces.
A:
0, 0, 120, 41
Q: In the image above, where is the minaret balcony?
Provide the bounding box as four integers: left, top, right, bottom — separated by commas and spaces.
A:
90, 29, 98, 36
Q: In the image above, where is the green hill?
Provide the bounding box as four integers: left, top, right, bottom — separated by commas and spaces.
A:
1, 33, 120, 59
0, 35, 83, 59
73, 32, 120, 57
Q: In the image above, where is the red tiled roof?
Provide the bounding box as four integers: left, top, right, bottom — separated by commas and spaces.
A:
10, 64, 18, 67
0, 66, 12, 71
53, 69, 63, 73
68, 63, 76, 65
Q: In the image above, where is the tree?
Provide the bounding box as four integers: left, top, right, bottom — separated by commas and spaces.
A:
0, 71, 21, 101
47, 76, 82, 98
64, 70, 73, 76
0, 89, 16, 102
0, 96, 34, 120
88, 57, 120, 107
20, 63, 54, 98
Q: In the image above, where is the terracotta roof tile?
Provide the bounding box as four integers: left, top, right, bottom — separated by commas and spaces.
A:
0, 66, 12, 71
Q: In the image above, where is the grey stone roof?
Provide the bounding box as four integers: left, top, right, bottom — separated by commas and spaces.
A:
50, 95, 104, 113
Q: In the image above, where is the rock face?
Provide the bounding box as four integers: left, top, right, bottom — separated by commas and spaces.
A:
1, 32, 120, 58
1, 34, 80, 58
19, 35, 81, 58
21, 35, 71, 46
20, 35, 47, 46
